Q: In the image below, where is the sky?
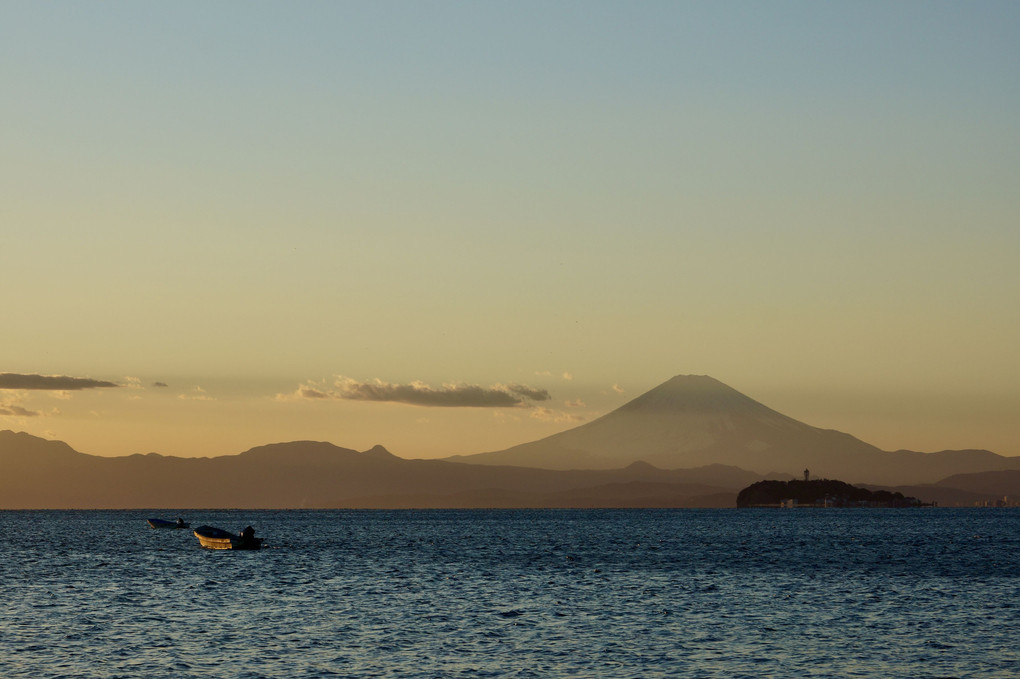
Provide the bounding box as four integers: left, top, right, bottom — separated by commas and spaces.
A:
2, 1, 1019, 460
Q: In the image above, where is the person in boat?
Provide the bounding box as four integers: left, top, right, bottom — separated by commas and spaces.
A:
240, 525, 256, 544
176, 517, 185, 528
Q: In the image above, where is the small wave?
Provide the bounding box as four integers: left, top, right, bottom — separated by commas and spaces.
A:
926, 640, 955, 650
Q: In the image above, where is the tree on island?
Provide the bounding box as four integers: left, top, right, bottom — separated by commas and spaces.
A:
736, 478, 921, 508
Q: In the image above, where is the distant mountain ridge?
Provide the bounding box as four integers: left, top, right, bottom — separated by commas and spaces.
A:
3, 374, 1018, 508
0, 430, 752, 509
448, 375, 1020, 485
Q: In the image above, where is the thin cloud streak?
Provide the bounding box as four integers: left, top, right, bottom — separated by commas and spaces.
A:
0, 403, 41, 417
530, 407, 586, 424
282, 377, 551, 408
0, 373, 119, 390
178, 386, 214, 401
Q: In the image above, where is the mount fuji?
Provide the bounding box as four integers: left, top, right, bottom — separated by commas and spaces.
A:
448, 375, 1019, 485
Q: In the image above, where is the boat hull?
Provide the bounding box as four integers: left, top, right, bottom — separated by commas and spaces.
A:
147, 518, 189, 529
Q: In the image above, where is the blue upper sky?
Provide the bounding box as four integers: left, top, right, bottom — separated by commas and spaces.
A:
2, 1, 1018, 458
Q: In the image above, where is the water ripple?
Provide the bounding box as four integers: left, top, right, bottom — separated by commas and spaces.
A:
1, 509, 1019, 677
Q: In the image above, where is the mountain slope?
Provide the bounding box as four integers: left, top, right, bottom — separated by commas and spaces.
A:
449, 375, 1020, 484
930, 469, 1020, 498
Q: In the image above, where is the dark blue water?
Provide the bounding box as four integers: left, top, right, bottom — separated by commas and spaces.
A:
2, 509, 1018, 678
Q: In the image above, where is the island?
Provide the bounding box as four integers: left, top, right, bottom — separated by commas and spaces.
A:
736, 479, 923, 508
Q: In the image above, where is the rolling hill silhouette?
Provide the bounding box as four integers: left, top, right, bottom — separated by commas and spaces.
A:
0, 430, 752, 509
449, 375, 1020, 485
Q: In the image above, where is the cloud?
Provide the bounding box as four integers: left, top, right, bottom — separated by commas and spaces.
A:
178, 386, 214, 401
296, 385, 331, 399
565, 399, 586, 408
0, 373, 119, 390
529, 407, 586, 424
0, 402, 41, 417
504, 384, 551, 401
283, 377, 551, 408
153, 382, 169, 388
612, 384, 625, 394
337, 378, 548, 407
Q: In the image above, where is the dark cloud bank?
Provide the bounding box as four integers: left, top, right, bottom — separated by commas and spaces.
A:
301, 379, 551, 407
0, 373, 120, 390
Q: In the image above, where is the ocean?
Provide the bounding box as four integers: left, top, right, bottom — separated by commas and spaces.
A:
1, 509, 1017, 678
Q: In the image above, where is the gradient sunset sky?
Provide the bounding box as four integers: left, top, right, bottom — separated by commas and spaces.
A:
3, 2, 1018, 459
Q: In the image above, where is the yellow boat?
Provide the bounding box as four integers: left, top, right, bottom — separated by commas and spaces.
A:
193, 525, 263, 550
